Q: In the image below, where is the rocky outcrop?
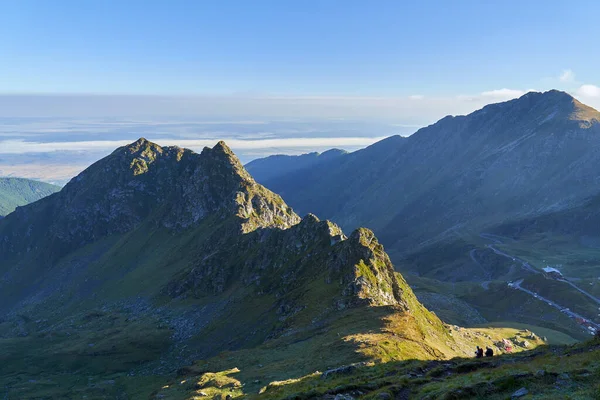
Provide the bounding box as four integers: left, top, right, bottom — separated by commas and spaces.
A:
166, 213, 409, 315
333, 228, 407, 309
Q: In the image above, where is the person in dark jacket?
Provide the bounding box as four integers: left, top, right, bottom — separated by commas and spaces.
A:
475, 346, 484, 358
485, 347, 494, 357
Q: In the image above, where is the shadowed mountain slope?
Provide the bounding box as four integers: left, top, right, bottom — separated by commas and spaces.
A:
245, 148, 347, 183
250, 91, 600, 262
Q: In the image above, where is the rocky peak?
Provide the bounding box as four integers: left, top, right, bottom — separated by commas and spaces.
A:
480, 90, 599, 126
332, 227, 408, 309
197, 140, 256, 194
124, 137, 153, 153
2, 139, 300, 260
415, 90, 600, 147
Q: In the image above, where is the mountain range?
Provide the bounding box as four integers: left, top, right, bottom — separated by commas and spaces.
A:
0, 138, 544, 399
0, 177, 59, 218
245, 148, 347, 182
248, 90, 600, 277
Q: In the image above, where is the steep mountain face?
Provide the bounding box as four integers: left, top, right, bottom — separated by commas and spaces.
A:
0, 138, 503, 399
253, 91, 600, 263
245, 148, 347, 183
0, 177, 60, 217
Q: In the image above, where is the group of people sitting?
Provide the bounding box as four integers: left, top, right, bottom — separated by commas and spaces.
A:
475, 346, 493, 358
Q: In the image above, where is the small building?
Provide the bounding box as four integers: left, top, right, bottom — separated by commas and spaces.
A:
543, 266, 563, 279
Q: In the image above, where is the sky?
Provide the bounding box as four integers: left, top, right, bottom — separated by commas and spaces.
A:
1, 0, 599, 97
1, 0, 600, 183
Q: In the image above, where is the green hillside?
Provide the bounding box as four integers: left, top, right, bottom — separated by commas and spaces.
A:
0, 177, 60, 216
233, 336, 600, 400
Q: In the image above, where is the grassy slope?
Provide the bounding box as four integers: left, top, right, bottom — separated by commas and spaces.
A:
0, 236, 552, 400
157, 302, 549, 399
495, 235, 600, 280
0, 177, 60, 216
241, 337, 600, 400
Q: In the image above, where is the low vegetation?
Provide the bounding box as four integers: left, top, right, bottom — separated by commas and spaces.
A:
0, 177, 59, 216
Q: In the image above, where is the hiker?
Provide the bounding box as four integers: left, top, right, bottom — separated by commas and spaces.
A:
475, 346, 484, 358
485, 347, 494, 357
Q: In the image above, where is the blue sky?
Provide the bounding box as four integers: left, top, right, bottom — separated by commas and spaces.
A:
1, 0, 600, 184
1, 0, 599, 97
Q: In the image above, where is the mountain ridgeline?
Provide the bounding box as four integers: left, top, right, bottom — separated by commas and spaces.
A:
245, 148, 347, 183
0, 177, 60, 217
0, 138, 518, 399
249, 91, 600, 272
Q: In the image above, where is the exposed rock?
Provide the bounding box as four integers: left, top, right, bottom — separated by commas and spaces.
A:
322, 362, 368, 379
511, 387, 529, 398
334, 394, 355, 400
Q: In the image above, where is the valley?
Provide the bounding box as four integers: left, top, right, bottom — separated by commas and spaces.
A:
402, 230, 600, 341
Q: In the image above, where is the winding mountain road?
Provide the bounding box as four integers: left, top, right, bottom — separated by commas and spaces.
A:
510, 279, 600, 331
479, 233, 600, 334
469, 248, 492, 283
481, 234, 600, 304
486, 244, 539, 275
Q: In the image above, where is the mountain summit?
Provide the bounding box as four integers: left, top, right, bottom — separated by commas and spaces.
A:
1, 139, 299, 269
459, 90, 600, 132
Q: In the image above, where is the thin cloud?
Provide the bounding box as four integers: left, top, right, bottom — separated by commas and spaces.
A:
456, 89, 526, 103
0, 137, 389, 155
559, 69, 575, 83
0, 93, 540, 122
480, 88, 525, 99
